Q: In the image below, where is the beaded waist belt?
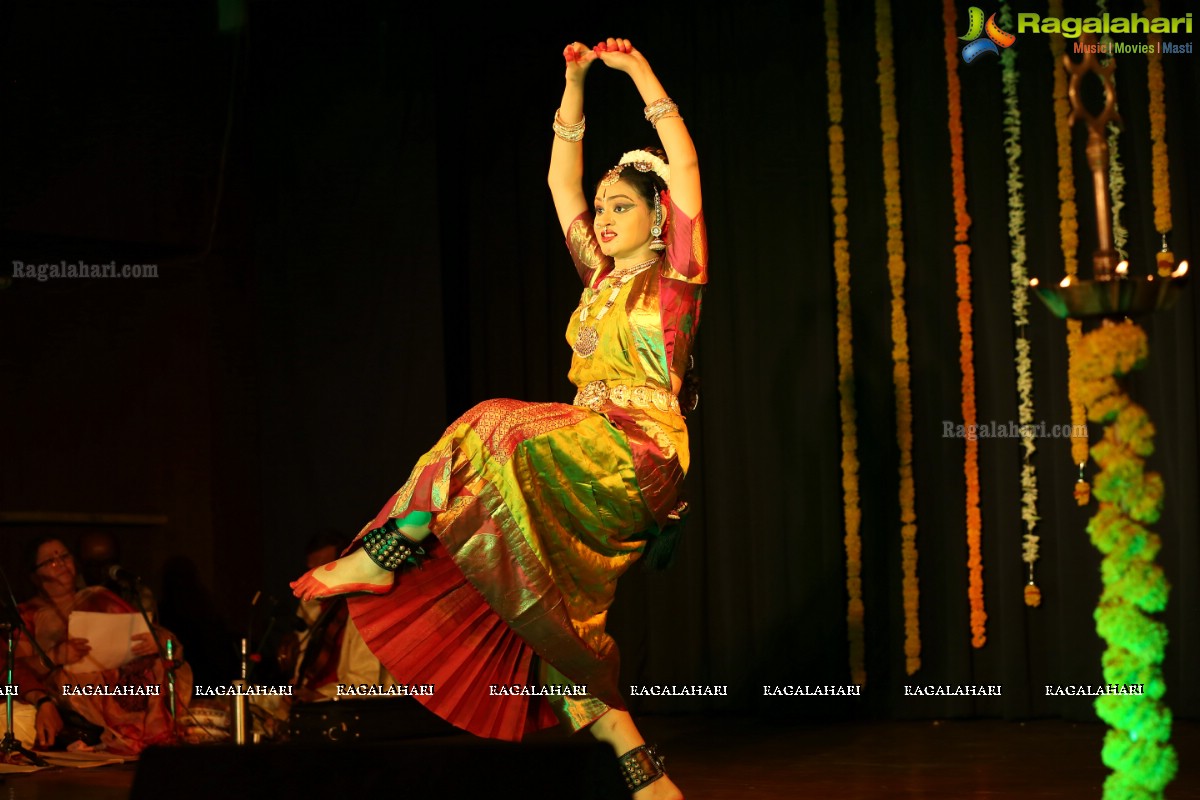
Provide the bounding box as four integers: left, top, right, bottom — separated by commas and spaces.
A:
573, 380, 681, 415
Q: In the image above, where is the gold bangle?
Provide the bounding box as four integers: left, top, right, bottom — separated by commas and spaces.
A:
644, 97, 679, 129
651, 112, 683, 130
552, 110, 585, 142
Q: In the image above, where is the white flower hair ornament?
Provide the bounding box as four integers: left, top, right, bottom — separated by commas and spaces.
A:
599, 150, 671, 187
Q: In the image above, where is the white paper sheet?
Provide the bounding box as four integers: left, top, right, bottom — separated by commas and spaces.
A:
40, 750, 134, 767
65, 611, 151, 673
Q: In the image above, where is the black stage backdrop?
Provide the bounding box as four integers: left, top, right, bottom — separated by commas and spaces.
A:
1, 0, 1197, 723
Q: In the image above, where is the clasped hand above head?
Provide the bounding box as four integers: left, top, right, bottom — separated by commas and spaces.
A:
562, 38, 645, 79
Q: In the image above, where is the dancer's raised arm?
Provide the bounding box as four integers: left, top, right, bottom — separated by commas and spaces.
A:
548, 42, 597, 235
595, 38, 701, 219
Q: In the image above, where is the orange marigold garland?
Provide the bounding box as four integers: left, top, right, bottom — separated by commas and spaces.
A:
877, 0, 921, 675
825, 0, 866, 687
943, 0, 986, 647
1048, 0, 1090, 503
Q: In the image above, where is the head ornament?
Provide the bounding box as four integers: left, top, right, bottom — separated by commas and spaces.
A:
599, 150, 671, 187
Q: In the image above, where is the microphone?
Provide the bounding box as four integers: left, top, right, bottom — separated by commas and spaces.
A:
106, 564, 142, 584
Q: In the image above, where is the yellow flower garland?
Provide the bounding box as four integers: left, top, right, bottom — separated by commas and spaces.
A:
943, 0, 986, 648
1048, 0, 1090, 501
1072, 320, 1178, 798
877, 0, 920, 675
825, 0, 865, 687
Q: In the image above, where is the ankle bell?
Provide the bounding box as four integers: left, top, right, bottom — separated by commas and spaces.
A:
617, 743, 666, 793
361, 520, 426, 571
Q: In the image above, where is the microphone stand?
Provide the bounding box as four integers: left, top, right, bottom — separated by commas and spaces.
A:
0, 565, 51, 766
245, 592, 264, 682
123, 577, 179, 728
1, 620, 48, 766
237, 591, 275, 742
115, 574, 225, 744
247, 594, 292, 682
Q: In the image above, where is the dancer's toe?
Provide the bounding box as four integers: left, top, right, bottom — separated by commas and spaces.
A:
289, 553, 394, 601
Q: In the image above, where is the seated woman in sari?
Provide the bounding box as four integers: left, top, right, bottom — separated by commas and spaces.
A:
17, 536, 192, 755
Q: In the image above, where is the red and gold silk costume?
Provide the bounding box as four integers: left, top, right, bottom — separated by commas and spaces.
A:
348, 198, 706, 741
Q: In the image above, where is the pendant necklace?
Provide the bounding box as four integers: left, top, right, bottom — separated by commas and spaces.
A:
573, 257, 658, 358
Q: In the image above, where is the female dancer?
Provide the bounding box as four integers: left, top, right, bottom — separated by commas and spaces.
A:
292, 38, 703, 799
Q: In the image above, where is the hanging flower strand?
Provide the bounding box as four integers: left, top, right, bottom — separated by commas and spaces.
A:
1048, 0, 1090, 504
1145, 0, 1174, 274
876, 0, 921, 675
1107, 123, 1129, 261
943, 0, 986, 647
999, 0, 1042, 608
1093, 0, 1129, 262
1073, 320, 1178, 799
1094, 5, 1129, 264
825, 0, 866, 687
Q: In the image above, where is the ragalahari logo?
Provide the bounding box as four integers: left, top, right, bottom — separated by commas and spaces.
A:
960, 7, 1016, 62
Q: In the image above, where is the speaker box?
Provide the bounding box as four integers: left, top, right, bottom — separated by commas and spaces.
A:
131, 736, 629, 800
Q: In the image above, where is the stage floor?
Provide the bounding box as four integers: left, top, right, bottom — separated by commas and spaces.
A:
2, 717, 1197, 799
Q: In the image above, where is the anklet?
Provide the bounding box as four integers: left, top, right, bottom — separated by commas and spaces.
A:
617, 743, 666, 792
361, 520, 426, 571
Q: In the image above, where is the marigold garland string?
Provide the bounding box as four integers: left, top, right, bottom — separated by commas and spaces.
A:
942, 0, 986, 647
1073, 320, 1177, 799
1048, 0, 1090, 504
876, 0, 920, 675
825, 0, 866, 687
999, 0, 1042, 608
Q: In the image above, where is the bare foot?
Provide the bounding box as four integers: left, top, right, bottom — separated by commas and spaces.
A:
636, 775, 683, 800
290, 549, 394, 601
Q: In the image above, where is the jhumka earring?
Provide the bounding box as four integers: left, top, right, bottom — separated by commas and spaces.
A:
649, 189, 666, 251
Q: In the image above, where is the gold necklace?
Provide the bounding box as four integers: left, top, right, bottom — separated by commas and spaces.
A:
573, 257, 658, 358
608, 256, 660, 280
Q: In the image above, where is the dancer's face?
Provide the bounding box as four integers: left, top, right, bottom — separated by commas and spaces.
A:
34, 539, 77, 596
593, 179, 653, 260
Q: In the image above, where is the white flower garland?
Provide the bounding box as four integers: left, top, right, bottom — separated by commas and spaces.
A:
1001, 1, 1041, 595
617, 150, 671, 187
1097, 0, 1129, 261
1108, 123, 1128, 260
